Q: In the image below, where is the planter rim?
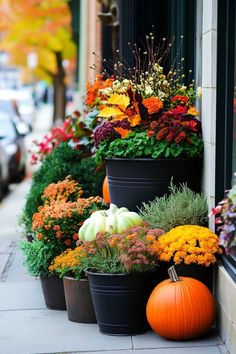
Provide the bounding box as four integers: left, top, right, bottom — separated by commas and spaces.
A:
40, 275, 58, 279
86, 271, 129, 276
86, 271, 154, 277
63, 276, 88, 282
105, 157, 202, 162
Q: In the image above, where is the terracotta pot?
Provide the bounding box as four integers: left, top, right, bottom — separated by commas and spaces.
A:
63, 276, 96, 323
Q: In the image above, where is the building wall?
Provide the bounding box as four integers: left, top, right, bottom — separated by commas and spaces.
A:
216, 265, 236, 353
86, 0, 102, 83
201, 0, 217, 227
200, 1, 236, 353
76, 0, 102, 111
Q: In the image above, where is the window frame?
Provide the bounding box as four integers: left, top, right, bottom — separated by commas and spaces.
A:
216, 0, 236, 282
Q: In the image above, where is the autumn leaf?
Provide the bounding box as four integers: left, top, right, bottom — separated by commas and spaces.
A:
129, 114, 141, 127
114, 127, 131, 138
97, 107, 127, 119
187, 106, 199, 116
107, 93, 130, 111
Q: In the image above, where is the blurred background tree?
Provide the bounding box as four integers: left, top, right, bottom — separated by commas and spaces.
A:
0, 0, 77, 122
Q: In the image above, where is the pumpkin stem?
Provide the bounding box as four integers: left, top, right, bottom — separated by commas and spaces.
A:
168, 266, 181, 282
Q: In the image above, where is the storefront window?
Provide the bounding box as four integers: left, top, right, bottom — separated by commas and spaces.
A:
216, 0, 236, 281
232, 18, 236, 184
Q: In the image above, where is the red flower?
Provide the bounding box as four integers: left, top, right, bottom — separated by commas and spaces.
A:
156, 127, 168, 140
65, 239, 71, 246
165, 131, 175, 142
147, 130, 155, 137
175, 131, 186, 143
171, 95, 188, 103
149, 121, 158, 130
73, 233, 79, 240
172, 105, 188, 115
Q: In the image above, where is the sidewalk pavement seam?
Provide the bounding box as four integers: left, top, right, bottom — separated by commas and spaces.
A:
0, 307, 46, 312
29, 345, 226, 354
0, 241, 16, 281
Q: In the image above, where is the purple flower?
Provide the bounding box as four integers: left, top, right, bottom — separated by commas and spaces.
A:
94, 119, 131, 147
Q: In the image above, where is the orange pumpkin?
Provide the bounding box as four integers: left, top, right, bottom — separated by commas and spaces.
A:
102, 176, 110, 204
146, 266, 215, 340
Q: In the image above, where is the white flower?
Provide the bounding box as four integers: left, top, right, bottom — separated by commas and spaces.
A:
180, 85, 187, 91
197, 86, 202, 97
145, 85, 153, 95
162, 80, 170, 87
157, 90, 166, 99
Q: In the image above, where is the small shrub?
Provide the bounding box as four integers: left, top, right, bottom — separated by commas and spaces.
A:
140, 182, 208, 231
19, 239, 59, 277
21, 142, 105, 233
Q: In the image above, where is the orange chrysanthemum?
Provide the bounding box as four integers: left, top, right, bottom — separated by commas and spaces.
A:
142, 97, 163, 115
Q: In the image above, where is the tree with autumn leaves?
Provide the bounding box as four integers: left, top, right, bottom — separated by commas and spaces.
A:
0, 0, 77, 122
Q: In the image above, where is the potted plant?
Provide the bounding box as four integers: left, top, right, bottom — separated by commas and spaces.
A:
79, 225, 165, 335
49, 247, 96, 323
211, 181, 236, 255
92, 36, 203, 211
155, 225, 222, 290
20, 142, 105, 235
20, 238, 67, 310
139, 182, 208, 231
20, 177, 104, 310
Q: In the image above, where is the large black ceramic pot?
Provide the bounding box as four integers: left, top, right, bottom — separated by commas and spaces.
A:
158, 262, 214, 292
106, 157, 202, 211
63, 276, 96, 323
87, 271, 162, 336
40, 276, 66, 310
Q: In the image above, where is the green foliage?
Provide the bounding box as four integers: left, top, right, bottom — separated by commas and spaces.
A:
140, 182, 208, 232
95, 132, 204, 164
83, 252, 126, 274
19, 239, 60, 277
22, 143, 105, 233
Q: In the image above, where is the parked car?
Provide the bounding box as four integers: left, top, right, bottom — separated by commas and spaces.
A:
0, 89, 35, 127
0, 113, 28, 182
0, 140, 9, 200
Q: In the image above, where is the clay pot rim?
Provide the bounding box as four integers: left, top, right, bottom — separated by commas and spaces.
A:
63, 276, 88, 282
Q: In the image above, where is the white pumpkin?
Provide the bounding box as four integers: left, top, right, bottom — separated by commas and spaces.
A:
79, 203, 143, 241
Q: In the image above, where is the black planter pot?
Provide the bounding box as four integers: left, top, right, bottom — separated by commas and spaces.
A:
87, 271, 162, 336
159, 262, 214, 291
63, 276, 96, 323
40, 276, 66, 310
26, 233, 34, 242
106, 157, 202, 211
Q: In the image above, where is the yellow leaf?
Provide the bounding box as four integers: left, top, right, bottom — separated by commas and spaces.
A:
107, 93, 130, 111
187, 106, 199, 116
129, 114, 141, 127
97, 107, 124, 118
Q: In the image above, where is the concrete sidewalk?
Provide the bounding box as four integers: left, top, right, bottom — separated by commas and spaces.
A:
0, 104, 230, 354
